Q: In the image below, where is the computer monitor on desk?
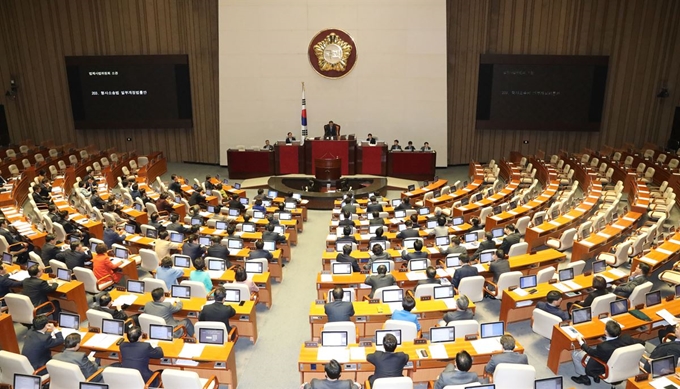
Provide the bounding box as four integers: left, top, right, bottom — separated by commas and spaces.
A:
558, 268, 574, 282
14, 374, 41, 389
170, 232, 184, 243
245, 261, 263, 275
645, 290, 661, 307
534, 376, 563, 389
408, 259, 427, 271
321, 331, 348, 347
59, 312, 80, 329
224, 289, 241, 303
446, 254, 461, 268
56, 268, 71, 282
479, 251, 493, 264
571, 307, 592, 325
124, 224, 136, 234
651, 355, 675, 378
382, 289, 404, 304
452, 217, 464, 226
102, 318, 124, 336
592, 259, 606, 274
435, 236, 450, 247
430, 327, 455, 343
376, 329, 401, 346
610, 299, 629, 316
332, 262, 352, 275
1, 252, 11, 265
208, 259, 225, 272
519, 275, 537, 289
480, 322, 504, 338
127, 279, 145, 294
171, 285, 191, 299
227, 239, 243, 250
434, 286, 454, 299
149, 324, 173, 341
199, 328, 225, 345
464, 233, 477, 244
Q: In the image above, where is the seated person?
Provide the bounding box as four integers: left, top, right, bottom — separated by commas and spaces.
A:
53, 333, 103, 382
120, 326, 164, 385
340, 198, 356, 215
168, 174, 182, 193
337, 225, 358, 245
370, 227, 388, 242
324, 287, 355, 322
148, 212, 162, 230
395, 197, 412, 211
433, 350, 479, 389
206, 235, 230, 265
404, 141, 416, 152
369, 211, 385, 226
198, 286, 236, 334
182, 234, 206, 265
155, 230, 181, 259
234, 266, 259, 293
421, 142, 432, 151
415, 266, 441, 289
155, 192, 174, 213
484, 334, 528, 375
488, 249, 509, 289
643, 325, 680, 372
365, 133, 377, 145
96, 292, 138, 327
471, 232, 496, 261
401, 239, 428, 262
613, 263, 650, 298
56, 240, 92, 270
440, 235, 466, 255
103, 221, 126, 249
536, 290, 570, 321
189, 257, 214, 292
499, 224, 520, 255
363, 244, 391, 271
143, 287, 195, 337
338, 211, 355, 227
390, 295, 420, 330
581, 275, 611, 307
263, 223, 286, 243
204, 175, 215, 191
248, 240, 275, 263
262, 139, 274, 151
364, 265, 397, 298
366, 333, 409, 387
336, 244, 360, 272
252, 199, 266, 213
451, 255, 478, 289
301, 359, 360, 389
0, 262, 22, 299
396, 220, 419, 240
21, 314, 64, 372
469, 217, 483, 232
22, 264, 61, 318
188, 188, 206, 208
390, 140, 402, 151
92, 243, 124, 286
285, 132, 296, 144
166, 213, 189, 234
433, 216, 449, 237
366, 196, 383, 212
441, 295, 473, 324
156, 256, 184, 289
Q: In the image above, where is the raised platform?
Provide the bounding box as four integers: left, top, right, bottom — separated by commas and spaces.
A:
267, 176, 390, 210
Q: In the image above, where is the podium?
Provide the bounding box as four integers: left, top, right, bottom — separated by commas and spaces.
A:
304, 139, 356, 176
275, 142, 304, 174
314, 158, 341, 181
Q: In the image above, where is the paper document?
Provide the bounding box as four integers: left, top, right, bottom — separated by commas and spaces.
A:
440, 298, 457, 309
406, 272, 427, 281
320, 274, 334, 283
608, 268, 629, 278
174, 359, 200, 367
596, 232, 610, 239
553, 283, 571, 292
470, 338, 502, 354
669, 239, 680, 246
178, 343, 205, 359
349, 347, 366, 361
9, 270, 30, 282
549, 220, 561, 226
427, 247, 440, 255
473, 264, 486, 272
561, 326, 583, 340
649, 377, 680, 389
436, 268, 449, 278
428, 343, 449, 359
563, 280, 581, 290
60, 329, 86, 339
638, 256, 658, 265
513, 288, 529, 297
317, 347, 350, 362
83, 333, 120, 349
656, 309, 677, 326
129, 236, 142, 242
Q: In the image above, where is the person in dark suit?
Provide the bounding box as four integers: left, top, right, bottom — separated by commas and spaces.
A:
570, 275, 611, 311
488, 249, 510, 286
166, 213, 189, 234
395, 197, 412, 211
21, 315, 64, 372
365, 133, 377, 145
143, 287, 195, 337
364, 265, 397, 298
401, 239, 428, 263
499, 224, 521, 255
56, 240, 92, 270
103, 222, 126, 249
206, 236, 230, 266
440, 235, 467, 255
363, 244, 392, 271
337, 226, 358, 246
484, 335, 528, 375
366, 196, 383, 213
285, 132, 296, 144
120, 326, 163, 385
323, 121, 340, 139
415, 266, 441, 290
155, 192, 174, 213
325, 287, 355, 322
366, 333, 409, 387
53, 333, 103, 381
302, 359, 361, 389
442, 295, 474, 324
433, 350, 479, 389
248, 240, 275, 262
451, 255, 479, 289
340, 198, 356, 215
90, 191, 106, 209
0, 263, 22, 298
370, 228, 388, 242
613, 263, 650, 298
168, 174, 182, 194
336, 244, 360, 273
471, 232, 496, 261
227, 194, 245, 213
643, 325, 680, 372
188, 188, 206, 208
182, 234, 205, 266
32, 189, 52, 205
198, 286, 236, 335
40, 234, 61, 264
263, 223, 286, 243
396, 220, 419, 240
404, 141, 416, 152
96, 292, 138, 327
571, 320, 645, 385
390, 140, 402, 151
337, 211, 355, 228
421, 142, 432, 151
368, 212, 385, 226
22, 265, 60, 318
536, 290, 570, 321
0, 218, 30, 263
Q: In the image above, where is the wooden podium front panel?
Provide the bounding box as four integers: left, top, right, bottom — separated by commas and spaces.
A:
388, 151, 436, 180
304, 140, 356, 176
275, 143, 304, 174
226, 149, 275, 179
357, 144, 387, 175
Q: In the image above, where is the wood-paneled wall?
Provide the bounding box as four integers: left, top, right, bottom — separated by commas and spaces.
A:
0, 0, 219, 164
447, 0, 680, 165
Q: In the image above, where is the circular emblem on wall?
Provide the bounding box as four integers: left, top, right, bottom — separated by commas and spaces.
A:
308, 29, 357, 79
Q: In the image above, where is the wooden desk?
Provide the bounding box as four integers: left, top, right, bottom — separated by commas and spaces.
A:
388, 151, 437, 181
401, 179, 448, 202
308, 299, 463, 339
74, 332, 237, 388
570, 211, 643, 262
0, 313, 19, 353
453, 161, 521, 222
230, 248, 283, 283
298, 338, 524, 385
305, 140, 357, 176
547, 297, 680, 373
357, 144, 387, 175
180, 268, 273, 309
109, 290, 259, 344
632, 232, 680, 274
226, 149, 275, 179
625, 368, 680, 389
499, 267, 629, 323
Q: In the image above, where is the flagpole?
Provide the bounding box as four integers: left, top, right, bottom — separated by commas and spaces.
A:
301, 82, 308, 145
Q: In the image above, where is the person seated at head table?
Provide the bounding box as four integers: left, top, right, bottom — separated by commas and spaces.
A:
421, 142, 432, 151
285, 132, 296, 144
301, 359, 361, 389
323, 120, 340, 139
365, 133, 377, 144
390, 140, 402, 151
404, 141, 416, 152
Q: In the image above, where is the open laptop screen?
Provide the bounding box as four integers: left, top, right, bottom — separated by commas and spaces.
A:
651, 355, 675, 378
480, 321, 504, 338
491, 227, 504, 238
430, 327, 455, 343
245, 261, 263, 274
479, 251, 494, 264
198, 328, 224, 345
224, 288, 241, 302
375, 329, 401, 346
382, 289, 404, 303
59, 312, 80, 329
14, 374, 41, 389
56, 268, 71, 282
127, 279, 145, 294
519, 275, 537, 289
645, 290, 661, 307
101, 318, 124, 336
208, 258, 225, 271
408, 259, 428, 271
446, 254, 461, 268
434, 286, 455, 299
124, 224, 136, 234
1, 252, 11, 265
321, 331, 348, 347
332, 262, 352, 275
558, 268, 574, 282
452, 217, 464, 226
171, 285, 191, 299
435, 236, 450, 246
173, 255, 191, 268
534, 376, 563, 389
464, 233, 477, 243
610, 299, 629, 316
145, 229, 158, 239
227, 239, 243, 249
571, 307, 592, 325
592, 259, 606, 274
149, 324, 173, 341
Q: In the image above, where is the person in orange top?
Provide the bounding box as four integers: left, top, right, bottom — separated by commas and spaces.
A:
92, 243, 123, 285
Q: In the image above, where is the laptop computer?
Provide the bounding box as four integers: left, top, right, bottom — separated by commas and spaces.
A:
113, 247, 128, 260
464, 233, 477, 243
228, 208, 240, 217
90, 242, 98, 252
480, 322, 504, 338
242, 223, 256, 233
208, 258, 226, 272
371, 261, 391, 273
227, 239, 243, 249
267, 190, 278, 198
273, 225, 285, 234
491, 227, 504, 239
253, 211, 265, 219
321, 331, 349, 347
534, 215, 544, 226
233, 183, 241, 190
207, 205, 215, 213
645, 290, 662, 307
407, 185, 416, 192
461, 197, 470, 206
240, 197, 249, 205
610, 299, 629, 316
382, 289, 404, 304
408, 259, 428, 271
279, 212, 292, 221
224, 288, 241, 303
397, 223, 407, 232
26, 260, 39, 269
519, 275, 537, 289
171, 285, 191, 299
191, 217, 203, 226
375, 329, 402, 346
435, 236, 450, 247
479, 251, 494, 264
328, 289, 351, 302
245, 261, 264, 275
394, 210, 406, 218
263, 241, 276, 251
391, 199, 402, 207
145, 229, 158, 239
571, 307, 592, 325
452, 217, 464, 226
198, 328, 224, 345
59, 312, 80, 329
534, 376, 563, 389
426, 220, 437, 229
651, 355, 676, 378
215, 221, 228, 231
134, 203, 143, 212
173, 255, 191, 268
198, 235, 212, 246
369, 240, 387, 251
148, 324, 173, 341
419, 207, 430, 215
124, 224, 136, 234
127, 279, 145, 294
430, 326, 455, 343
332, 262, 352, 275
446, 254, 461, 268
14, 374, 41, 389
1, 252, 12, 265
592, 259, 606, 274
493, 205, 502, 215
403, 239, 418, 250
434, 285, 455, 299
170, 232, 184, 243
285, 202, 296, 210
558, 268, 574, 282
101, 318, 124, 336
56, 268, 71, 283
